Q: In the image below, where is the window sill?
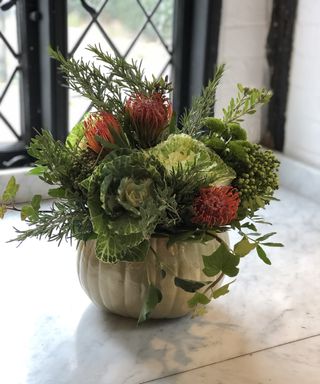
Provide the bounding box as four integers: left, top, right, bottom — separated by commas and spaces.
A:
277, 152, 320, 205
0, 167, 50, 203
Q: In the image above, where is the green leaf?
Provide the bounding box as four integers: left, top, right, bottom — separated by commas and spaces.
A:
21, 195, 42, 221
241, 222, 257, 232
95, 135, 120, 150
267, 196, 280, 201
138, 284, 162, 324
256, 245, 271, 265
212, 280, 235, 299
168, 111, 177, 134
66, 121, 85, 147
234, 237, 256, 257
188, 292, 210, 308
174, 277, 207, 293
28, 165, 48, 175
0, 205, 7, 219
95, 231, 144, 263
21, 205, 35, 221
2, 176, 19, 203
203, 243, 240, 278
31, 194, 42, 211
262, 242, 284, 247
256, 232, 276, 242
222, 253, 241, 277
255, 196, 265, 208
48, 187, 66, 198
254, 220, 272, 225
123, 240, 150, 262
237, 83, 244, 92
246, 232, 261, 237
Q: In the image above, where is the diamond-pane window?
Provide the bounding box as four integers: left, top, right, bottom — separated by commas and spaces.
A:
0, 5, 21, 145
67, 0, 174, 130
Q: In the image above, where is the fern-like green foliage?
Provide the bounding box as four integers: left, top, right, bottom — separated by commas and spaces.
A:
88, 45, 173, 96
13, 200, 93, 244
6, 131, 98, 243
50, 48, 123, 115
180, 64, 225, 136
28, 130, 97, 198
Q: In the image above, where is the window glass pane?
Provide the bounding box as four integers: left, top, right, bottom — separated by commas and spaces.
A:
0, 6, 21, 145
67, 0, 174, 130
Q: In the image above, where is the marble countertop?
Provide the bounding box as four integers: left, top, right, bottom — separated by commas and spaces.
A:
1, 187, 320, 384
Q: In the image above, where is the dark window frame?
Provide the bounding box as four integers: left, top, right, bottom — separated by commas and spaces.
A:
0, 0, 67, 169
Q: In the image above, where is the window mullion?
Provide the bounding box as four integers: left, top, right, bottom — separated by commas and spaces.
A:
38, 0, 68, 141
16, 0, 42, 144
172, 0, 222, 121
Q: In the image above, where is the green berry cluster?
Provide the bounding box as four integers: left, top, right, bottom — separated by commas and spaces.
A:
201, 117, 280, 217
232, 143, 280, 217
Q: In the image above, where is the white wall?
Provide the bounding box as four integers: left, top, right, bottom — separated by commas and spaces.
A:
215, 0, 272, 142
285, 0, 320, 168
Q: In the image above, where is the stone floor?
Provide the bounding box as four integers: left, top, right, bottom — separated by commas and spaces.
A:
0, 187, 319, 384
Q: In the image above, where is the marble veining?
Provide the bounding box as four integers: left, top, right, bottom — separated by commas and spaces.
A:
0, 187, 320, 384
149, 335, 320, 384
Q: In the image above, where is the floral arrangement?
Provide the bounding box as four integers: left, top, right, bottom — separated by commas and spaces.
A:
0, 45, 282, 321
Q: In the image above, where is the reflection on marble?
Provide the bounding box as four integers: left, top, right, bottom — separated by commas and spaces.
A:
0, 187, 320, 384
150, 335, 320, 384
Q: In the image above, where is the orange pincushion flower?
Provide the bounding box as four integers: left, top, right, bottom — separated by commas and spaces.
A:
84, 111, 121, 153
126, 92, 172, 147
192, 186, 240, 227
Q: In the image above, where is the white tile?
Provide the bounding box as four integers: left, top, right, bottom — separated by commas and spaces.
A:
0, 188, 320, 384
149, 335, 320, 384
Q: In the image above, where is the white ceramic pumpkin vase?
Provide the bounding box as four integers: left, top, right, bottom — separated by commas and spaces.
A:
77, 233, 228, 319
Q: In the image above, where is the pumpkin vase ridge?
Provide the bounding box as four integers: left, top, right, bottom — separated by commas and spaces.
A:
77, 233, 229, 319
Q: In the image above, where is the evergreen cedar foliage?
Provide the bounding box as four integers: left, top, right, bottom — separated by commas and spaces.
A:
0, 46, 282, 319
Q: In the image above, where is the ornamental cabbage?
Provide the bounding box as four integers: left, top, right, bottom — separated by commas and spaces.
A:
150, 133, 235, 186
85, 150, 176, 262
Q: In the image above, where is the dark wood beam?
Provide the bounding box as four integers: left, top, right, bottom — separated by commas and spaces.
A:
266, 0, 298, 151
